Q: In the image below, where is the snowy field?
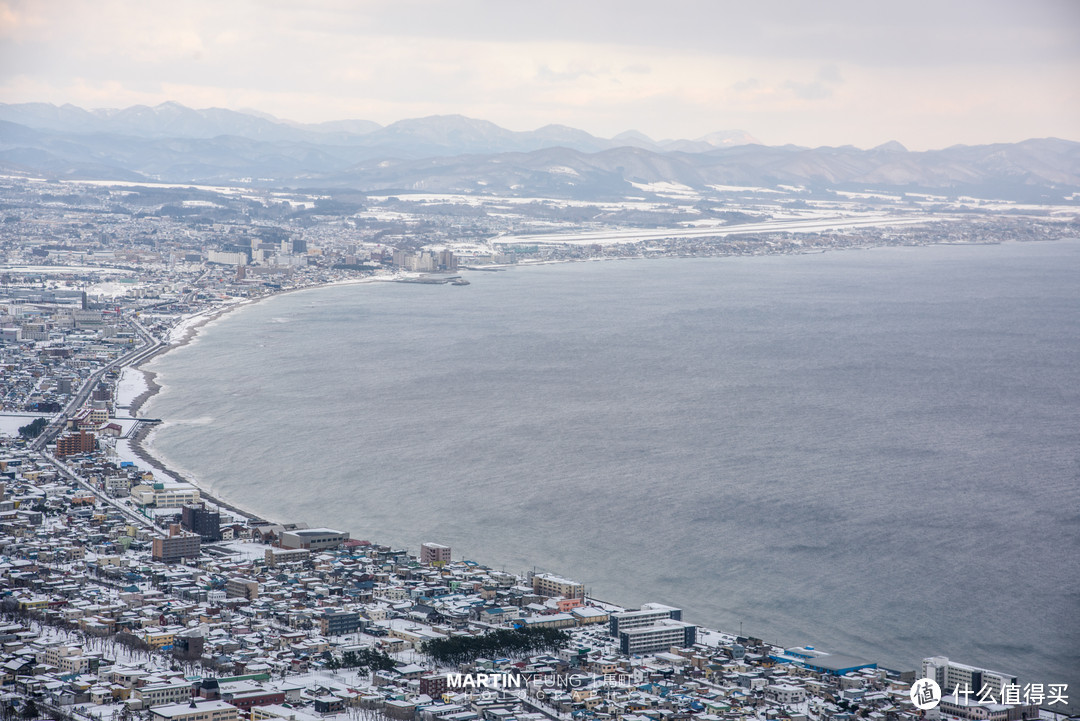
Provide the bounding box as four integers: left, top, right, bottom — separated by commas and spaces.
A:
0, 265, 135, 274
0, 412, 53, 438
106, 437, 145, 466
493, 214, 939, 246
215, 541, 271, 562
114, 367, 149, 409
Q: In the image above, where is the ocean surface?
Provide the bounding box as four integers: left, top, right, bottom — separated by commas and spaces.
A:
144, 240, 1080, 688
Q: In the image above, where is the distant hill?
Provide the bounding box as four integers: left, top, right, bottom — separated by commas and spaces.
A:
0, 101, 1077, 201
0, 101, 755, 156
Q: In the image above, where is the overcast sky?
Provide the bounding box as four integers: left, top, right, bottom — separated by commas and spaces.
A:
1, 0, 1077, 150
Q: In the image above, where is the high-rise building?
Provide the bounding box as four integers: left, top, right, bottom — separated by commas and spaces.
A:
181, 503, 222, 542
438, 249, 458, 270
320, 610, 361, 635
56, 430, 95, 457
609, 603, 682, 636
420, 542, 451, 565
921, 656, 1017, 695
617, 619, 697, 655
532, 573, 585, 600
152, 525, 201, 563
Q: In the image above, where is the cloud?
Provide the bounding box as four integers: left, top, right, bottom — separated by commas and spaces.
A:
782, 80, 833, 101
0, 0, 1076, 149
730, 78, 760, 93
817, 64, 843, 84
536, 64, 598, 83
780, 65, 844, 101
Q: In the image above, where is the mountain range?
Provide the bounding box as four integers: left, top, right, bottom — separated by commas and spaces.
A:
0, 101, 1077, 201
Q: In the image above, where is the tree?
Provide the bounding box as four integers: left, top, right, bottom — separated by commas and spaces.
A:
18, 418, 48, 439
20, 700, 38, 720
422, 627, 570, 665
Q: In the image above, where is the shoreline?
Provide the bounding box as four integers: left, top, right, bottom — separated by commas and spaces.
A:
121, 236, 1073, 529
115, 239, 1078, 683
124, 276, 394, 524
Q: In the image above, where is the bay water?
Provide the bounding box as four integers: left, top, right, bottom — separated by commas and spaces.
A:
145, 240, 1080, 688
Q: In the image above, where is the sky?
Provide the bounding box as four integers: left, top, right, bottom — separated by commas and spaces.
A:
0, 0, 1078, 150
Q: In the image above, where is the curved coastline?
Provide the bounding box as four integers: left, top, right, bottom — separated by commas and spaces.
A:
119, 259, 653, 531
115, 243, 1080, 698
123, 277, 393, 524
117, 258, 640, 526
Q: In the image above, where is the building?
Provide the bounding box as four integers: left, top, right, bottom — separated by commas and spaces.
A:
172, 630, 205, 661
264, 547, 311, 567
181, 503, 221, 542
571, 606, 609, 626
56, 430, 96, 457
617, 617, 699, 656
279, 528, 349, 551
151, 526, 201, 563
617, 619, 697, 656
521, 613, 576, 630
226, 577, 260, 600
437, 249, 458, 271
132, 482, 201, 508
150, 699, 238, 721
794, 652, 877, 676
136, 681, 196, 708
71, 407, 108, 427
937, 698, 1039, 721
207, 250, 249, 266
922, 656, 1018, 696
420, 542, 451, 565
0, 288, 86, 308
319, 610, 360, 636
220, 685, 285, 712
419, 674, 448, 698
609, 603, 682, 637
532, 573, 585, 600
766, 684, 807, 705
141, 628, 179, 648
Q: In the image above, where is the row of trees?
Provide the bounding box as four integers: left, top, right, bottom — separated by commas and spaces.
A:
324, 647, 397, 672
422, 627, 570, 665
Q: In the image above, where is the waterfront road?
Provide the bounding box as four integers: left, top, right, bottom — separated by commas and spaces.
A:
30, 316, 161, 452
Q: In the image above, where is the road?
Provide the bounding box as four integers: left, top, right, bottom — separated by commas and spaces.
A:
31, 316, 161, 451
28, 313, 165, 534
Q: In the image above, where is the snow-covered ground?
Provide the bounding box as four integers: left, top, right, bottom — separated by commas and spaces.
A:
709, 184, 785, 194
0, 265, 135, 274
107, 437, 145, 466
494, 214, 940, 246
0, 412, 54, 437
85, 281, 146, 298
629, 180, 701, 199
114, 366, 149, 409
215, 541, 271, 562
101, 418, 140, 436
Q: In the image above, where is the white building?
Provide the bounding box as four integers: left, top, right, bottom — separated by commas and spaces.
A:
279, 527, 349, 551
922, 656, 1017, 695
766, 683, 807, 705
207, 250, 248, 266
131, 482, 201, 508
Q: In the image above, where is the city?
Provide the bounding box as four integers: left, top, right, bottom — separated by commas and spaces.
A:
0, 172, 1076, 721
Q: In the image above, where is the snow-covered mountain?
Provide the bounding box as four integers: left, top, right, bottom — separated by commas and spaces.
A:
0, 102, 1076, 200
